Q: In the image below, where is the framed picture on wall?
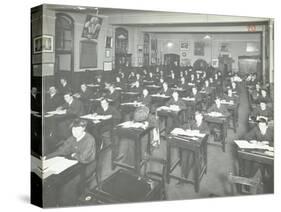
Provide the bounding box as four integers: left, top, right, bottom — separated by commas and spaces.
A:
104, 61, 113, 71
194, 41, 205, 56
105, 49, 111, 58
180, 41, 189, 51
33, 35, 53, 54
106, 36, 112, 48
211, 59, 219, 68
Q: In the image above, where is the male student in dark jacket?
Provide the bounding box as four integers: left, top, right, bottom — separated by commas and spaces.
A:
181, 111, 209, 178
138, 88, 152, 107
45, 118, 97, 197
31, 87, 41, 112
94, 98, 121, 148
241, 118, 274, 183
58, 78, 72, 95
250, 101, 273, 122
164, 91, 186, 132
159, 82, 173, 96
207, 96, 230, 141
56, 92, 85, 139
105, 83, 121, 108
45, 86, 63, 111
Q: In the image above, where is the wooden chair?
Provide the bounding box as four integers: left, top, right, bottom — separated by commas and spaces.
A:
141, 155, 168, 200
228, 171, 263, 195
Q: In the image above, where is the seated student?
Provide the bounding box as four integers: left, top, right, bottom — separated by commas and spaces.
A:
114, 76, 125, 90
130, 80, 143, 93
138, 88, 152, 107
207, 96, 230, 116
250, 101, 273, 122
207, 97, 230, 141
146, 71, 155, 81
164, 91, 186, 131
75, 84, 93, 101
242, 118, 274, 179
251, 83, 261, 103
201, 79, 212, 94
158, 82, 173, 96
128, 71, 137, 83
230, 81, 239, 94
177, 76, 189, 90
135, 73, 143, 84
189, 87, 202, 102
45, 86, 62, 111
45, 118, 96, 196
94, 75, 103, 84
58, 78, 72, 95
95, 98, 121, 124
257, 89, 272, 104
167, 71, 177, 86
105, 83, 121, 108
223, 88, 239, 103
46, 118, 96, 163
181, 111, 209, 178
31, 87, 41, 112
188, 73, 195, 85
57, 92, 85, 117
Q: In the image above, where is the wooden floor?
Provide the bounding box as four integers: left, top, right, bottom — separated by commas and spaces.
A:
89, 83, 255, 200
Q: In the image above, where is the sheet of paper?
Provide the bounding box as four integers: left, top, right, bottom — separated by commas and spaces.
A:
171, 128, 205, 138
31, 156, 78, 179
47, 110, 66, 115
118, 121, 148, 129
234, 140, 274, 151
81, 114, 111, 120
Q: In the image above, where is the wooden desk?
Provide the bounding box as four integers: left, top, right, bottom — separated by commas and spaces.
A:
166, 133, 208, 192
204, 115, 229, 152
112, 125, 154, 174
81, 115, 113, 150
83, 169, 162, 204
182, 98, 202, 120
145, 85, 161, 94
221, 101, 239, 132
150, 95, 171, 108
236, 148, 273, 184
31, 155, 87, 207
156, 108, 185, 134
121, 91, 140, 102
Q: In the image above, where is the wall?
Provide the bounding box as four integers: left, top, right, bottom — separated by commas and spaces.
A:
153, 33, 261, 70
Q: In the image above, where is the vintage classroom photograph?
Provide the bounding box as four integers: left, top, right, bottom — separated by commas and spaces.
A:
29, 2, 276, 208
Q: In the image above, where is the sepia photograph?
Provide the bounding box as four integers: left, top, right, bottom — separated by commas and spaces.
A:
30, 3, 274, 208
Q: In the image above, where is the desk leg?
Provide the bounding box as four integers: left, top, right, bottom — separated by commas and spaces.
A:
203, 138, 208, 174
194, 149, 200, 193
135, 136, 141, 174
147, 129, 151, 155
111, 135, 118, 170
166, 141, 171, 184
222, 123, 226, 152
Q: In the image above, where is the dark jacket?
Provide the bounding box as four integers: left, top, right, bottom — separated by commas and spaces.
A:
62, 98, 85, 116
45, 93, 62, 111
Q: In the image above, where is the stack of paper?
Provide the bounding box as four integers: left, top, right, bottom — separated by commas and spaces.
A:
118, 121, 148, 129
151, 94, 170, 98
47, 110, 66, 115
81, 114, 111, 120
220, 100, 234, 105
182, 97, 195, 101
31, 156, 78, 179
171, 128, 205, 138
234, 140, 274, 151
157, 105, 180, 112
208, 112, 224, 117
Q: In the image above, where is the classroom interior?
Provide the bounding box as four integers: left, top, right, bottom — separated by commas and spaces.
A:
31, 4, 274, 207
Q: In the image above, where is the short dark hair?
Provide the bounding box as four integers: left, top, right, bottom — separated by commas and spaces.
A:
71, 118, 87, 128
64, 92, 72, 97
258, 118, 268, 125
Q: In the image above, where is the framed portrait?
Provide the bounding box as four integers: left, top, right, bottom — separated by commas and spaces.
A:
33, 35, 53, 54
82, 15, 103, 39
